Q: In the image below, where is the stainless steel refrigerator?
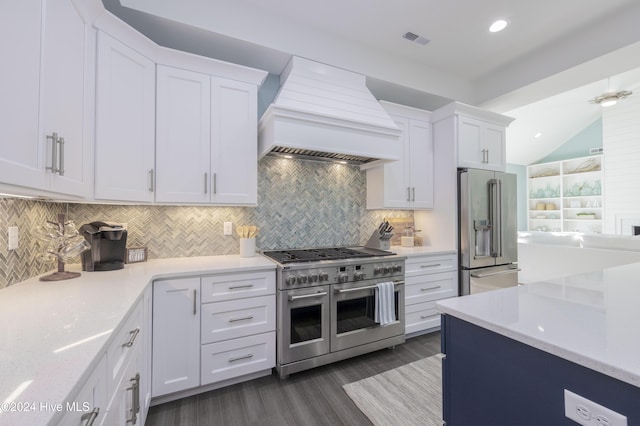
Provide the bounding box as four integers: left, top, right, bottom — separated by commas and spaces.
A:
458, 168, 519, 295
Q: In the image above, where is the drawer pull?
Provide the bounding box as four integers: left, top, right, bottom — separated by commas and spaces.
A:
126, 373, 140, 424
122, 328, 140, 348
420, 263, 442, 268
193, 289, 197, 316
229, 284, 254, 290
81, 407, 100, 426
420, 315, 432, 320
421, 285, 441, 292
229, 353, 254, 363
228, 315, 254, 323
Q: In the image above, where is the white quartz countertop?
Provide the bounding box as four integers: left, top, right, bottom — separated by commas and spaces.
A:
0, 255, 275, 426
437, 262, 640, 388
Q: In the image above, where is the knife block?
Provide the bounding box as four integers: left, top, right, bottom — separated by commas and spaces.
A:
365, 229, 392, 251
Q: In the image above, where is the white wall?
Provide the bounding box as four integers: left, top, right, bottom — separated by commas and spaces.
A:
602, 94, 640, 234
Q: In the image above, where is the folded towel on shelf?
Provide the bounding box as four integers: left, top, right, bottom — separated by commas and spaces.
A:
375, 281, 396, 326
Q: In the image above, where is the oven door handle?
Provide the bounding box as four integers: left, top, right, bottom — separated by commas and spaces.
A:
288, 291, 328, 301
335, 280, 404, 294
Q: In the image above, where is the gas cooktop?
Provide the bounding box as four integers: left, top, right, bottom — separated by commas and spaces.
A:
262, 246, 395, 264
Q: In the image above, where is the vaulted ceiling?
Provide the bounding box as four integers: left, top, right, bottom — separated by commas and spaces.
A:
105, 0, 640, 164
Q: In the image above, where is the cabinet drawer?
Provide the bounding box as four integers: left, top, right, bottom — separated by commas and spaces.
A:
405, 254, 456, 276
107, 298, 143, 396
201, 332, 275, 385
201, 271, 275, 303
201, 296, 275, 344
405, 301, 441, 334
405, 271, 457, 305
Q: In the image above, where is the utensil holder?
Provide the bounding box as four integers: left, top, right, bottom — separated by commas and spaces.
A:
239, 238, 256, 257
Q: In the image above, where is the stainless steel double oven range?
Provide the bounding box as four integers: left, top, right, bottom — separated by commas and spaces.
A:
262, 247, 406, 379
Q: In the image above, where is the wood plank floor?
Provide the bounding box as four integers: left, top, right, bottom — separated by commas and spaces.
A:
146, 332, 441, 426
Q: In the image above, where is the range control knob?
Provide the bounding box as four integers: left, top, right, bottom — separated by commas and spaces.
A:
319, 272, 329, 282
286, 275, 297, 286
354, 271, 365, 281
308, 274, 319, 282
297, 275, 308, 284
393, 264, 402, 273
383, 266, 391, 274
374, 266, 384, 275
338, 273, 349, 283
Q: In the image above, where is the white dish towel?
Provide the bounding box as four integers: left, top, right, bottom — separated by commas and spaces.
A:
375, 281, 396, 326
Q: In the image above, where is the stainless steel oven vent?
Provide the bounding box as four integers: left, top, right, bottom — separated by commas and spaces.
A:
267, 146, 378, 165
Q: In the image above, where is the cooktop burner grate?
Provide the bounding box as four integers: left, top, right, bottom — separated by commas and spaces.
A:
262, 247, 394, 264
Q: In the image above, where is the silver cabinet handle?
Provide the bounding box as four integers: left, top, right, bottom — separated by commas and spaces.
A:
81, 407, 100, 426
193, 289, 197, 315
421, 263, 442, 268
420, 315, 431, 320
421, 285, 441, 291
126, 373, 140, 424
482, 148, 489, 163
213, 173, 217, 194
406, 187, 411, 202
288, 291, 328, 301
46, 132, 59, 173
228, 315, 254, 323
58, 137, 65, 176
229, 353, 254, 363
148, 169, 154, 192
229, 284, 254, 290
122, 328, 140, 348
204, 172, 208, 194
412, 187, 415, 201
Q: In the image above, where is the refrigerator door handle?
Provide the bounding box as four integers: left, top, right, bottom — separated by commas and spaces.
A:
488, 178, 502, 258
470, 268, 521, 278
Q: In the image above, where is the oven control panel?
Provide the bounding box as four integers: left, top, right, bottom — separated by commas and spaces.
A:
279, 260, 404, 290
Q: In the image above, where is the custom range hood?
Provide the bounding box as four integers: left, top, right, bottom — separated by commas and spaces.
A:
258, 57, 401, 165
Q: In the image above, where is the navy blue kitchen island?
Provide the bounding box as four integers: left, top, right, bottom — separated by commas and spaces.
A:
437, 264, 640, 425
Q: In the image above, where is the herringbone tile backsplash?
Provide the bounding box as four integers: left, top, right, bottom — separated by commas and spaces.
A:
0, 157, 412, 288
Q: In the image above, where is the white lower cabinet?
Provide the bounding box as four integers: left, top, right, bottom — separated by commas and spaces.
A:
404, 252, 458, 335
152, 270, 276, 400
60, 296, 148, 425
201, 332, 275, 385
151, 277, 201, 397
58, 356, 107, 426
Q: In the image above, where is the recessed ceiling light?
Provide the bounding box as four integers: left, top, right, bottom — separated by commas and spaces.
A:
534, 132, 542, 139
489, 19, 508, 33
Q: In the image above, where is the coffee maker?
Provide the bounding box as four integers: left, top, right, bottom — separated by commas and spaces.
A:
80, 222, 127, 271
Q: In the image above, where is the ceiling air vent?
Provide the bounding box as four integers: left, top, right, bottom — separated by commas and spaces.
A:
402, 32, 430, 46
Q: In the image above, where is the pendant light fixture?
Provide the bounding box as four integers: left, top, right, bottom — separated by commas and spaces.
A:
589, 78, 632, 107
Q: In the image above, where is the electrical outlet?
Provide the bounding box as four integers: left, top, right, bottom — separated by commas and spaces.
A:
223, 222, 232, 235
564, 390, 627, 426
8, 226, 18, 250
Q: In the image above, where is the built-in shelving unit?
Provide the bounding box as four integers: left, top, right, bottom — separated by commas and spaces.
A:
527, 154, 603, 233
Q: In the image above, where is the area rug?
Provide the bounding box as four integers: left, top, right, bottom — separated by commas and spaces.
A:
342, 354, 443, 426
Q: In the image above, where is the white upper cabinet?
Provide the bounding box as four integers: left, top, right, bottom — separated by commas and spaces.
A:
0, 0, 94, 197
155, 65, 258, 205
457, 115, 507, 171
366, 102, 434, 210
155, 66, 212, 203
94, 32, 156, 202
432, 102, 514, 172
210, 77, 257, 205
